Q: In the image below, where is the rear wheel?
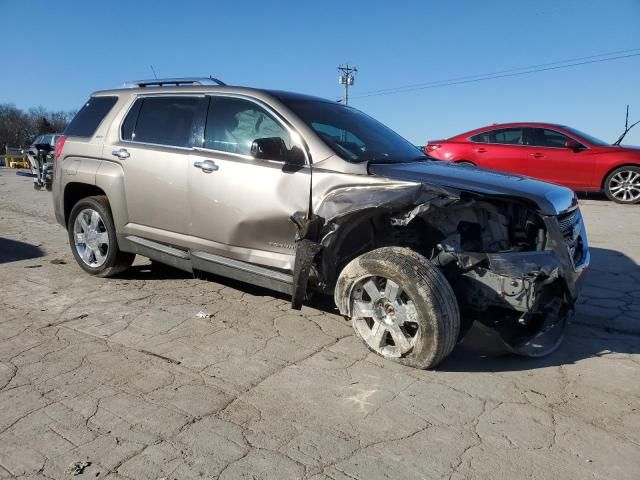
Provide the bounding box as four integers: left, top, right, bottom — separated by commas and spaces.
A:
335, 247, 460, 369
604, 166, 640, 204
68, 196, 135, 277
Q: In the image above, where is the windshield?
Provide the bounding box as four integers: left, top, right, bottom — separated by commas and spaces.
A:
282, 99, 425, 163
561, 126, 610, 146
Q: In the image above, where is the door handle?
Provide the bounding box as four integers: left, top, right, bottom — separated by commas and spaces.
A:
475, 148, 487, 153
194, 160, 219, 173
111, 148, 130, 159
530, 153, 544, 158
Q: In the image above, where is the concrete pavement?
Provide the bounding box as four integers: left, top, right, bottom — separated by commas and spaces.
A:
0, 168, 638, 479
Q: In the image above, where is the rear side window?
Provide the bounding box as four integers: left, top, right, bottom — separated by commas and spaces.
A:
492, 128, 524, 145
470, 132, 489, 143
65, 96, 118, 137
123, 96, 200, 148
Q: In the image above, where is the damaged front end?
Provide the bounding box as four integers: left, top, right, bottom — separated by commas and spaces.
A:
432, 203, 589, 356
292, 177, 590, 357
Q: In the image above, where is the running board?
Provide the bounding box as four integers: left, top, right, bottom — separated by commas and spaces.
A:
123, 235, 293, 295
124, 235, 192, 273
191, 251, 293, 295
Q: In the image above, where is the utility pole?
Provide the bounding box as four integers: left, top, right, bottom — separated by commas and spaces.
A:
338, 64, 358, 105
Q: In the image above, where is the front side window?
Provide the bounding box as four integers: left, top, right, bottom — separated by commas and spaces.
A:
281, 99, 424, 164
123, 96, 200, 148
529, 128, 571, 148
204, 97, 291, 155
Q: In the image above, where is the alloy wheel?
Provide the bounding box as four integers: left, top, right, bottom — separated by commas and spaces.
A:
351, 276, 420, 358
73, 208, 110, 268
609, 170, 640, 203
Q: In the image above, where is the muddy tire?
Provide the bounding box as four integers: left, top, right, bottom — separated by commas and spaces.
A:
68, 195, 135, 277
604, 166, 640, 204
335, 247, 460, 369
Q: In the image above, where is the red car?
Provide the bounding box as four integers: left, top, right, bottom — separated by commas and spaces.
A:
425, 123, 640, 204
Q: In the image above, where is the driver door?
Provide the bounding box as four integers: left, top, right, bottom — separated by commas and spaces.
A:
187, 95, 311, 271
525, 128, 595, 189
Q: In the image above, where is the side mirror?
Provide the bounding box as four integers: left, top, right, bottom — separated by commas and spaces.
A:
251, 137, 287, 161
564, 139, 582, 151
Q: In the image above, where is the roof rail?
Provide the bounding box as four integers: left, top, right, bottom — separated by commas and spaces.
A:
123, 77, 226, 88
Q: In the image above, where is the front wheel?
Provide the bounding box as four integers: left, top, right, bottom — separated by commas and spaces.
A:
335, 247, 460, 369
68, 195, 135, 277
604, 166, 640, 204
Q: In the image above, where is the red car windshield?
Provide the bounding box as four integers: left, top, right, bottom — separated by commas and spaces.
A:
561, 126, 609, 146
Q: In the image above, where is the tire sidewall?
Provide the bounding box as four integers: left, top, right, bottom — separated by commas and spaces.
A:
339, 250, 457, 369
68, 197, 119, 275
605, 166, 640, 204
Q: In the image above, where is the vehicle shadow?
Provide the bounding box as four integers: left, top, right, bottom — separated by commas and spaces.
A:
115, 246, 639, 372
118, 261, 341, 312
577, 191, 609, 202
0, 237, 44, 264
439, 246, 640, 372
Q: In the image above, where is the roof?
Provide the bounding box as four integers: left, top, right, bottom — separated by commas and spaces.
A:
91, 83, 334, 105
452, 122, 564, 139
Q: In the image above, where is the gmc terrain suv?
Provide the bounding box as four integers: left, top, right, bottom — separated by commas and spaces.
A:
52, 78, 590, 369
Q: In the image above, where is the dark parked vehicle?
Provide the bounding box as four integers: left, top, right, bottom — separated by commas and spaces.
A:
27, 133, 63, 190
52, 79, 589, 369
425, 122, 640, 204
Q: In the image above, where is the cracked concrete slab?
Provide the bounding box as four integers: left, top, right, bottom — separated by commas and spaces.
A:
1, 169, 639, 479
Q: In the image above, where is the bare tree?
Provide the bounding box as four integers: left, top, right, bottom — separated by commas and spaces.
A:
0, 104, 76, 153
613, 105, 640, 145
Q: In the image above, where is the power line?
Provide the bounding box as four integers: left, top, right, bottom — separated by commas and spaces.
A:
354, 49, 640, 99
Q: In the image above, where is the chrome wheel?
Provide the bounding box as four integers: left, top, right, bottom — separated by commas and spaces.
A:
73, 208, 110, 268
608, 170, 640, 203
351, 276, 420, 358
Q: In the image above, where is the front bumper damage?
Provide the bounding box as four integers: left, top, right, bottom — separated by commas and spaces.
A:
445, 213, 589, 356
291, 179, 590, 356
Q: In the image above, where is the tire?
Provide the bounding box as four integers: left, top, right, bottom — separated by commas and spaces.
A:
335, 247, 460, 369
456, 161, 475, 167
604, 166, 640, 204
68, 195, 135, 277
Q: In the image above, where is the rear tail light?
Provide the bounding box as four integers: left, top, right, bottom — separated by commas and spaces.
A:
54, 135, 67, 159
426, 144, 441, 153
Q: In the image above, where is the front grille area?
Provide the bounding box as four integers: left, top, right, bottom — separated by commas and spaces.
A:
557, 208, 585, 266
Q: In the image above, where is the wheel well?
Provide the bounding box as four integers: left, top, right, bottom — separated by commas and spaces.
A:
454, 160, 475, 165
601, 163, 640, 189
64, 183, 107, 226
319, 213, 441, 291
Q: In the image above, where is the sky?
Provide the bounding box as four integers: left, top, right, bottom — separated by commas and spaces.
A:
1, 0, 640, 145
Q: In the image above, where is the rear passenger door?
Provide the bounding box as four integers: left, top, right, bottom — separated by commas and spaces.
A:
115, 95, 205, 244
187, 95, 311, 272
469, 128, 528, 175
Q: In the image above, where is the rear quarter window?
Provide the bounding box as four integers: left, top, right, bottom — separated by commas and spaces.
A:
65, 96, 118, 138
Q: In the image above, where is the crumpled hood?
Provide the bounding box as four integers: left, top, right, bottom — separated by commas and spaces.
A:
368, 161, 576, 216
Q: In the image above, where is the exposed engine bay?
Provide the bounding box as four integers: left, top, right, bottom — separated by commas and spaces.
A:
293, 187, 588, 357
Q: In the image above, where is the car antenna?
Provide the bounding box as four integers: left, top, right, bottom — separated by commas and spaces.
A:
209, 75, 227, 86
150, 65, 158, 79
